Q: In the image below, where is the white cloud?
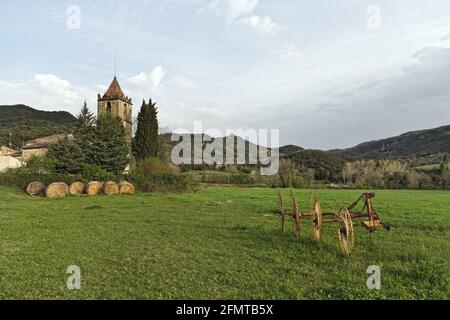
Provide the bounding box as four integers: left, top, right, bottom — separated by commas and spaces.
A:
278, 44, 302, 63
127, 66, 166, 89
210, 0, 280, 34
441, 32, 450, 41
0, 74, 97, 115
169, 76, 199, 90
196, 7, 205, 16
240, 15, 280, 34
33, 74, 79, 102
211, 0, 258, 23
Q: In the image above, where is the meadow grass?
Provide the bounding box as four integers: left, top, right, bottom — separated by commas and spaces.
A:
0, 186, 448, 300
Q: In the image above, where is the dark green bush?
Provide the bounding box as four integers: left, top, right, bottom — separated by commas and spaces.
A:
229, 174, 253, 185
23, 155, 56, 174
82, 164, 118, 181
0, 169, 83, 190
139, 157, 179, 175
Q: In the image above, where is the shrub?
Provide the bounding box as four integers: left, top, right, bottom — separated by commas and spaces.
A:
127, 172, 191, 193
47, 137, 83, 174
125, 157, 190, 193
82, 164, 118, 182
199, 172, 231, 184
23, 155, 56, 174
229, 173, 253, 185
278, 159, 297, 188
139, 157, 179, 175
0, 168, 83, 190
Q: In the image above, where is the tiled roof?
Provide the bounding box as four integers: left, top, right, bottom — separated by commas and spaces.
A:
0, 146, 16, 155
103, 77, 126, 100
22, 134, 74, 150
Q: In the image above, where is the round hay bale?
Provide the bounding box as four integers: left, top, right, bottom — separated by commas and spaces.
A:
86, 181, 103, 196
46, 182, 69, 198
119, 181, 135, 195
69, 182, 85, 195
26, 181, 46, 196
104, 181, 119, 196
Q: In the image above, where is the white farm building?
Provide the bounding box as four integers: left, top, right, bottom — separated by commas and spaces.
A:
0, 155, 22, 172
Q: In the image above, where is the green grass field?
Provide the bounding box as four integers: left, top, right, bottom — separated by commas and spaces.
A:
0, 186, 449, 300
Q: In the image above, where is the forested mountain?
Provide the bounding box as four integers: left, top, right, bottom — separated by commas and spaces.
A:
0, 105, 77, 149
334, 125, 450, 164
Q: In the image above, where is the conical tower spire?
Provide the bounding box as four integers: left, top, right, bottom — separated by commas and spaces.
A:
102, 77, 126, 100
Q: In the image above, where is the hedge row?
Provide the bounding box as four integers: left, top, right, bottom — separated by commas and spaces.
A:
0, 170, 192, 193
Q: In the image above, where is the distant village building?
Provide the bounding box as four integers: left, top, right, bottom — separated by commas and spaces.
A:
0, 145, 22, 171
21, 134, 74, 161
0, 146, 16, 156
0, 155, 22, 172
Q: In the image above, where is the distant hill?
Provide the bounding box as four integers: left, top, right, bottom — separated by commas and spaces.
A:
168, 134, 265, 166
335, 125, 450, 164
0, 105, 77, 149
277, 144, 304, 157
167, 133, 345, 179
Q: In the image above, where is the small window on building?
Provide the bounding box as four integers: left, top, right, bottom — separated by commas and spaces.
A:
106, 102, 112, 113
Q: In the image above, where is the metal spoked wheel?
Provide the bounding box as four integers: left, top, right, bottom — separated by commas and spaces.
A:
338, 209, 355, 256
312, 200, 323, 245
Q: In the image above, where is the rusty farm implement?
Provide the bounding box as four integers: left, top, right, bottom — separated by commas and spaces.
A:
277, 191, 391, 255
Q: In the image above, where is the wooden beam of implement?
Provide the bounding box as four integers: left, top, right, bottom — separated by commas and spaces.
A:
347, 194, 365, 211
302, 212, 338, 217
277, 191, 286, 232
290, 189, 301, 238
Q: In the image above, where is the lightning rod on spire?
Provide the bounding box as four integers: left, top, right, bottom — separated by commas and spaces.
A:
114, 51, 117, 78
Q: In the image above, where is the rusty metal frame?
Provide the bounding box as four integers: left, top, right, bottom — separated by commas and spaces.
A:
276, 190, 391, 254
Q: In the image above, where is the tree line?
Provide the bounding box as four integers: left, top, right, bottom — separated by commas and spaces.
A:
277, 158, 450, 190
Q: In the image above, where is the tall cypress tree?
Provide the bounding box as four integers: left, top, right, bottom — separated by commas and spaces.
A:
148, 99, 159, 158
133, 100, 148, 161
133, 99, 159, 161
92, 113, 129, 174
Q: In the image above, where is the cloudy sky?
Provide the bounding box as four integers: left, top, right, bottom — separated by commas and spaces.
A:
1, 0, 450, 149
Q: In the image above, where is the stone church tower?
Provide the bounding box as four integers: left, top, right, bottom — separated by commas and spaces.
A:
97, 77, 133, 144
